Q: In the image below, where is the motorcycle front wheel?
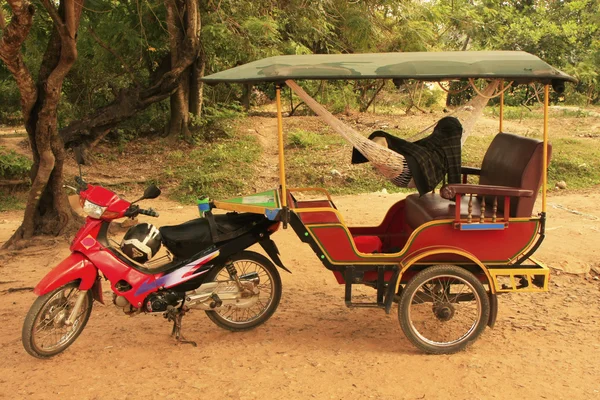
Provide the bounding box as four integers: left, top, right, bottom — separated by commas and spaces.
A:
204, 251, 282, 331
22, 282, 93, 358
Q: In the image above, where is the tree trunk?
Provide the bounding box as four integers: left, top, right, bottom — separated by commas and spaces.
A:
189, 4, 203, 118
168, 78, 191, 140
241, 83, 251, 111
165, 0, 196, 141
0, 0, 84, 248
190, 55, 205, 117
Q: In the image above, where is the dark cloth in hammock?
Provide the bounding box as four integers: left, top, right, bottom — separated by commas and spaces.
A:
352, 116, 463, 196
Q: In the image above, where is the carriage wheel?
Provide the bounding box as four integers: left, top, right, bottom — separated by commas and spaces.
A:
398, 265, 490, 354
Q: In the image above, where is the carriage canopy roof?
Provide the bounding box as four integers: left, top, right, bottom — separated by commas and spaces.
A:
201, 51, 576, 84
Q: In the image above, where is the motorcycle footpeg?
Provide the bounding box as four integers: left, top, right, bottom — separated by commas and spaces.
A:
209, 293, 222, 309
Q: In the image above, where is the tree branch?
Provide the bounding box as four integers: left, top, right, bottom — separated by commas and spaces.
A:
39, 0, 69, 37
43, 0, 84, 95
0, 6, 6, 30
64, 0, 76, 38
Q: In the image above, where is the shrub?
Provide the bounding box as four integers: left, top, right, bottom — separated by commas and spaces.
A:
0, 147, 32, 180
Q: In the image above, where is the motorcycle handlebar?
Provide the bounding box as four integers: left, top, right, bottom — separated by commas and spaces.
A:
124, 205, 159, 218
138, 208, 159, 218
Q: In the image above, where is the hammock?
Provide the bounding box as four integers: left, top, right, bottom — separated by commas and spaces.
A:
286, 79, 501, 186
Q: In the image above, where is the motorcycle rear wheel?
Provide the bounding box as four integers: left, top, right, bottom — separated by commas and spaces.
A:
204, 251, 282, 331
22, 282, 93, 358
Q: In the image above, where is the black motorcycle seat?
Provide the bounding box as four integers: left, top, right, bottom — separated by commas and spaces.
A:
159, 213, 266, 259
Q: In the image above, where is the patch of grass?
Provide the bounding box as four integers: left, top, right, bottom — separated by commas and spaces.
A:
548, 138, 600, 189
486, 105, 596, 120
462, 135, 494, 168
0, 146, 32, 180
167, 133, 261, 203
288, 130, 318, 148
485, 106, 544, 120
556, 109, 595, 118
287, 129, 344, 149
0, 189, 26, 211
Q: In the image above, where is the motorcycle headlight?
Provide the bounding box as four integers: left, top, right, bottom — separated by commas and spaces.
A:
83, 200, 107, 219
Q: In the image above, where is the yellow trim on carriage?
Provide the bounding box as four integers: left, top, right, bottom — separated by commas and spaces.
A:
212, 201, 271, 215
288, 187, 334, 203
542, 84, 549, 214
397, 248, 495, 294
276, 86, 287, 209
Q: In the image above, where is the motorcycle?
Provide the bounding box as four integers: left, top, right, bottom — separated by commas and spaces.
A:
22, 171, 287, 358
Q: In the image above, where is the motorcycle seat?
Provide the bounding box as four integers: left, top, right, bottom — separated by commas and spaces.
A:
159, 213, 266, 259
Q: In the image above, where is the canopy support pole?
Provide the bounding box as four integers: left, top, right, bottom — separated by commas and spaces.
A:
542, 84, 549, 214
499, 81, 504, 132
276, 84, 288, 226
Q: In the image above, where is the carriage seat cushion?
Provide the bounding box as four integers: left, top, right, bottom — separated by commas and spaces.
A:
353, 236, 383, 254
405, 193, 497, 228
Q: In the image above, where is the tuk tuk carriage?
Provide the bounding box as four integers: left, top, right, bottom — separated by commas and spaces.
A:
201, 51, 575, 354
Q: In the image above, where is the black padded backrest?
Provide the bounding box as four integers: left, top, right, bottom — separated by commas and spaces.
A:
479, 133, 552, 217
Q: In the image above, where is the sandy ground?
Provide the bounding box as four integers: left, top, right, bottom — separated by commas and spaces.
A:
2, 108, 600, 398
0, 190, 599, 400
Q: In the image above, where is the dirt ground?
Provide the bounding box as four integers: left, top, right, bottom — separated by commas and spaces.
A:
1, 110, 600, 399
0, 190, 599, 400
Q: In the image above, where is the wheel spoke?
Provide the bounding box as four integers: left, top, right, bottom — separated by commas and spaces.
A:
31, 286, 90, 354
405, 270, 484, 349
212, 257, 276, 325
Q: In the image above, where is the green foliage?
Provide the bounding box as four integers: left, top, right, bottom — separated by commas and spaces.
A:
289, 81, 359, 114
375, 82, 446, 113
1, 0, 598, 155
0, 79, 23, 124
0, 147, 32, 180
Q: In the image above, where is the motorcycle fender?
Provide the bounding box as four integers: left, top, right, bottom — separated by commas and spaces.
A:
259, 238, 291, 273
34, 252, 98, 296
91, 277, 105, 305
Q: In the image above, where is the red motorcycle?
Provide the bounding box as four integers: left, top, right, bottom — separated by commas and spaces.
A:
22, 175, 287, 358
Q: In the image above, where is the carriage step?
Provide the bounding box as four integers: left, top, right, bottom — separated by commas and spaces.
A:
488, 257, 549, 293
343, 266, 399, 314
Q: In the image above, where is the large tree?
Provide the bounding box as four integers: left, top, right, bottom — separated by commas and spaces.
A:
59, 0, 200, 148
1, 0, 201, 247
0, 0, 84, 247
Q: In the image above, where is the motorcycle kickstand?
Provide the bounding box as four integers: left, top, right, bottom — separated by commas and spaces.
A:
165, 306, 197, 347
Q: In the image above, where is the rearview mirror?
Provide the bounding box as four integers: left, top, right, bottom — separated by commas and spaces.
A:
143, 184, 161, 200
